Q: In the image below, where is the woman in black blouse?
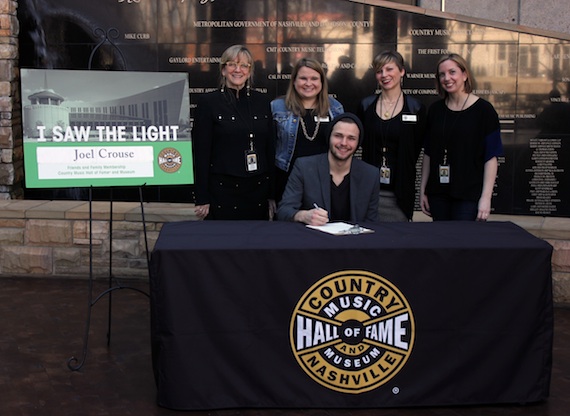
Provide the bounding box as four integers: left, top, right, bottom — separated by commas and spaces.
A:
419, 53, 503, 221
192, 45, 275, 220
358, 50, 426, 221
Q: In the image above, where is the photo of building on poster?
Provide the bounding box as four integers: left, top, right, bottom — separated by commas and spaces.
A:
21, 69, 192, 188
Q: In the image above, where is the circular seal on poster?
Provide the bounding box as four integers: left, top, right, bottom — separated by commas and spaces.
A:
290, 270, 415, 394
157, 147, 182, 173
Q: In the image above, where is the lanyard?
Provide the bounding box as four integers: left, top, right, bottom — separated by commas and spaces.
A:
440, 93, 469, 165
377, 92, 402, 167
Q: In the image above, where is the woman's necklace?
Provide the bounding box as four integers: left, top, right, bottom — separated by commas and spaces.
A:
380, 91, 402, 119
446, 92, 470, 111
299, 111, 321, 141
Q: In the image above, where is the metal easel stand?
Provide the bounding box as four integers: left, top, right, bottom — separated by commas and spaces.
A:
67, 186, 150, 371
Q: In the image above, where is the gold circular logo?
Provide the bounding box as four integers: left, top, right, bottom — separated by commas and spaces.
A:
290, 270, 415, 394
157, 147, 182, 173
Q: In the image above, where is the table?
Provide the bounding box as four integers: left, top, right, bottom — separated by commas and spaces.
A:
149, 220, 553, 410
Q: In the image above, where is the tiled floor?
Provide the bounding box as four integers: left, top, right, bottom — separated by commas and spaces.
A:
0, 277, 568, 416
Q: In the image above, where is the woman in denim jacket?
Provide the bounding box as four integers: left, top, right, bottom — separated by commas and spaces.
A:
271, 57, 344, 201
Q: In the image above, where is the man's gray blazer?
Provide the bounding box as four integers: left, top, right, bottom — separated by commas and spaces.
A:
277, 153, 380, 223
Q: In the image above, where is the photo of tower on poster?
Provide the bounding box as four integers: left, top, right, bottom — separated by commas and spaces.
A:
21, 69, 193, 188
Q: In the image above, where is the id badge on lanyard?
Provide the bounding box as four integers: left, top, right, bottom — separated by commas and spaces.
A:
380, 165, 391, 184
245, 133, 258, 172
246, 150, 258, 172
439, 165, 450, 183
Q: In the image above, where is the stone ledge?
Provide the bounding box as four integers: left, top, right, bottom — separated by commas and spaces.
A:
1, 200, 568, 242
413, 211, 570, 240
0, 200, 197, 221
1, 200, 567, 236
0, 200, 569, 305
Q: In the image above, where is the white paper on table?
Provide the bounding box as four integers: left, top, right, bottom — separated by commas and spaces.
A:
306, 222, 374, 235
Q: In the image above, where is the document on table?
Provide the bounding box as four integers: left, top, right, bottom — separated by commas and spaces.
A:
306, 222, 374, 235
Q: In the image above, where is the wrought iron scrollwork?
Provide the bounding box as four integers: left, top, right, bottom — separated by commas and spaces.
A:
88, 27, 127, 70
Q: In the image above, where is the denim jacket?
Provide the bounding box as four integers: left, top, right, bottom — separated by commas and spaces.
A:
271, 96, 344, 172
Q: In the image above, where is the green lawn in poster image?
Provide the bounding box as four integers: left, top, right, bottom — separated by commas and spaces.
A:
23, 141, 194, 189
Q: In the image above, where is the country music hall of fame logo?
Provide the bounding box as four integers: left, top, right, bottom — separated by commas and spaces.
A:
290, 270, 415, 394
157, 147, 182, 173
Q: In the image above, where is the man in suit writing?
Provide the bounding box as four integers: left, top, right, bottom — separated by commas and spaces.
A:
277, 112, 380, 225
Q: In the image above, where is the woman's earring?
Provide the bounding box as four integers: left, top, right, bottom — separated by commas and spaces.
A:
246, 78, 251, 96
221, 76, 226, 93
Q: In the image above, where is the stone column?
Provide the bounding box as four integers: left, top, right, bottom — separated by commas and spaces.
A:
0, 0, 22, 199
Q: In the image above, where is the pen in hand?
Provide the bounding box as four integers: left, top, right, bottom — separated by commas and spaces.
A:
310, 203, 329, 225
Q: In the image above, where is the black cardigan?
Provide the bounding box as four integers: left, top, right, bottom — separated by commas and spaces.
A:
357, 93, 426, 219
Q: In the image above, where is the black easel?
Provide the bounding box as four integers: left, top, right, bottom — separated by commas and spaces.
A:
67, 186, 150, 371
67, 27, 151, 371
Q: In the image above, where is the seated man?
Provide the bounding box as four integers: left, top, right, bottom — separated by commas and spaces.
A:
277, 112, 380, 225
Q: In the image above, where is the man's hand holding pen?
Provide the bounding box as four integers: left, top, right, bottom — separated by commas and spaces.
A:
293, 203, 329, 226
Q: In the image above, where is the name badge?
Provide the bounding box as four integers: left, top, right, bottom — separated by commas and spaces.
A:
402, 114, 417, 122
380, 166, 391, 184
439, 165, 450, 183
315, 116, 330, 122
245, 151, 258, 172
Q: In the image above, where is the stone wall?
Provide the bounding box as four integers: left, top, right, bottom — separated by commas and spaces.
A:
0, 199, 194, 279
0, 0, 21, 199
0, 199, 569, 305
418, 0, 570, 37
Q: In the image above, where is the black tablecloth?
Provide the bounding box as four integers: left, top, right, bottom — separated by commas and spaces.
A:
150, 220, 553, 410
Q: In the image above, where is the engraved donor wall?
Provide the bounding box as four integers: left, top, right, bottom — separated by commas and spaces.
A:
17, 0, 570, 216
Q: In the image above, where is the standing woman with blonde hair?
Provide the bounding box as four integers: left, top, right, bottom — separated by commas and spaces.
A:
358, 50, 426, 221
420, 53, 503, 221
193, 45, 275, 220
271, 57, 344, 202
